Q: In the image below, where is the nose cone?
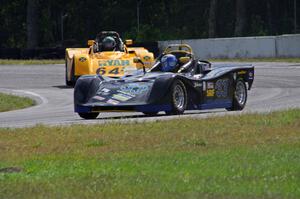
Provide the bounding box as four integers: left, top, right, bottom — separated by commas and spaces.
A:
86, 80, 155, 106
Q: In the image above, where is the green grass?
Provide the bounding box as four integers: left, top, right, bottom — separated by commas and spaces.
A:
0, 93, 35, 112
1, 109, 300, 198
0, 59, 64, 65
209, 57, 300, 63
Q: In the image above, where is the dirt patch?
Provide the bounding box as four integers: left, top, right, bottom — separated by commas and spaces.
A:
0, 167, 23, 173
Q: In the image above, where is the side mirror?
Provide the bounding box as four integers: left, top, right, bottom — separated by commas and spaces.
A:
201, 63, 211, 72
125, 39, 133, 46
87, 40, 95, 46
198, 60, 212, 73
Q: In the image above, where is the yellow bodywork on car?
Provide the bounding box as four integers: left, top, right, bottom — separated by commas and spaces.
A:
65, 39, 154, 85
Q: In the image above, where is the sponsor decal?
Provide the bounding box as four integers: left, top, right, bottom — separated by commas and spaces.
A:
248, 72, 254, 79
98, 60, 130, 67
101, 88, 110, 93
102, 88, 110, 93
106, 99, 120, 105
79, 57, 87, 62
112, 93, 133, 102
100, 84, 120, 89
207, 82, 214, 89
194, 82, 202, 88
117, 90, 136, 97
97, 88, 111, 96
215, 79, 229, 98
92, 96, 105, 101
203, 81, 206, 91
238, 70, 247, 75
207, 89, 215, 97
120, 83, 149, 95
98, 92, 110, 96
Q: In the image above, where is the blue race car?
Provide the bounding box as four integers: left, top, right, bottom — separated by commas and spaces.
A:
74, 44, 254, 119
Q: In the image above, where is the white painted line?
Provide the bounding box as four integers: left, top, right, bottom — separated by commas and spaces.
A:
17, 90, 48, 105
0, 89, 48, 106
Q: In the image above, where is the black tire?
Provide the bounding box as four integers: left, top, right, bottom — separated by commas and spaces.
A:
66, 61, 75, 87
165, 79, 187, 115
78, 112, 99, 119
143, 112, 158, 116
65, 59, 71, 86
227, 79, 247, 111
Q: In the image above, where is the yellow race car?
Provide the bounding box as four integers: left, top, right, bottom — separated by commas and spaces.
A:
65, 31, 155, 86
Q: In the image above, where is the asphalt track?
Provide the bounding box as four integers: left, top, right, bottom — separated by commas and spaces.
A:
0, 62, 300, 128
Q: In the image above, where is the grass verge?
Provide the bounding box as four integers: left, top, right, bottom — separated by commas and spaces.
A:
1, 109, 300, 198
0, 59, 64, 65
209, 57, 300, 63
0, 93, 35, 112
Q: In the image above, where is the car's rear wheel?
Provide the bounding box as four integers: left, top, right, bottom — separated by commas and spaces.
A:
143, 112, 158, 116
165, 80, 187, 115
227, 79, 247, 111
78, 112, 99, 119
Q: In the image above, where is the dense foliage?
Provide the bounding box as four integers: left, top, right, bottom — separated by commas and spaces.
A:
0, 0, 299, 48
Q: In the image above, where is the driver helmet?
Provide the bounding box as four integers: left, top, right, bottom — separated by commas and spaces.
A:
161, 54, 178, 72
102, 36, 116, 51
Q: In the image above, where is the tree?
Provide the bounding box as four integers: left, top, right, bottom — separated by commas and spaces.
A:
208, 0, 218, 38
234, 0, 246, 36
26, 0, 39, 48
266, 0, 273, 34
1, 0, 299, 48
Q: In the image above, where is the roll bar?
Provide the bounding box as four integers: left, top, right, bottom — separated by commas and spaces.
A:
163, 44, 193, 54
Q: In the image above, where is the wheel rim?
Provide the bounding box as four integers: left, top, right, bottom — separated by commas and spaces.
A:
235, 81, 246, 105
173, 84, 185, 110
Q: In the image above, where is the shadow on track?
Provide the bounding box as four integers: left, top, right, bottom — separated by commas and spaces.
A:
76, 110, 226, 121
52, 85, 73, 89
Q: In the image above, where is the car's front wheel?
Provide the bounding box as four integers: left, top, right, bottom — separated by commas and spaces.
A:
227, 79, 247, 111
78, 112, 99, 119
165, 79, 187, 115
66, 61, 75, 87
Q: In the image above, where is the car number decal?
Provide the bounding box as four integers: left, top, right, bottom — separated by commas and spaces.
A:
215, 79, 229, 98
96, 66, 124, 76
109, 68, 120, 75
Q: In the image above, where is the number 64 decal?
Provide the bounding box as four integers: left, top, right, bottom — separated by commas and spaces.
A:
96, 67, 123, 75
